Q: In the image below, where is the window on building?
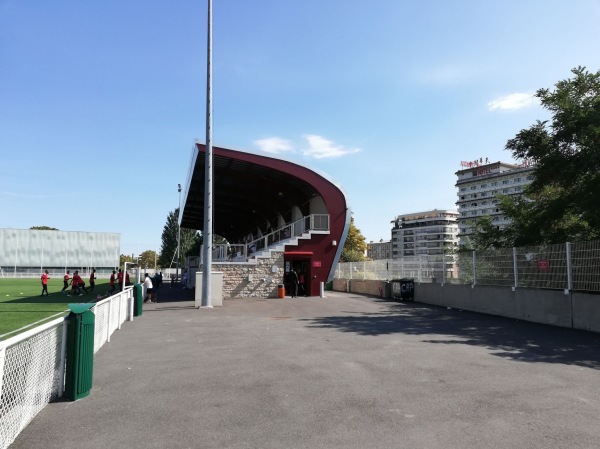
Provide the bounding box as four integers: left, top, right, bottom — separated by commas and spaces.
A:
502, 180, 509, 184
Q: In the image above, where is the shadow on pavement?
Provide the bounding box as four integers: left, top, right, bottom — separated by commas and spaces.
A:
302, 300, 600, 369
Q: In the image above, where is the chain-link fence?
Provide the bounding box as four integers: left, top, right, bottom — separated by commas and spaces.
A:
0, 288, 134, 449
336, 240, 600, 293
335, 256, 447, 283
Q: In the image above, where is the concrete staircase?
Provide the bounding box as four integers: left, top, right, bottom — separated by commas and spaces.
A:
248, 231, 314, 262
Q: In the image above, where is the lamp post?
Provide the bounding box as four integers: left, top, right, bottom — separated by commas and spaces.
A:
176, 183, 182, 282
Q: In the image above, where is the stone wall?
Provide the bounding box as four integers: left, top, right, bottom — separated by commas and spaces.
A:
210, 251, 285, 298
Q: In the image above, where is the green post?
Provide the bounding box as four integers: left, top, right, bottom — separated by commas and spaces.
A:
133, 283, 143, 316
65, 303, 95, 401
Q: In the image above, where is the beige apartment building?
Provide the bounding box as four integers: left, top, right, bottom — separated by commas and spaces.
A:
390, 210, 459, 258
455, 160, 534, 244
367, 240, 392, 260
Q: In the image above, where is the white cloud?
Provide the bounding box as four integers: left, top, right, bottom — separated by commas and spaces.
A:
254, 137, 294, 154
488, 92, 536, 111
301, 135, 361, 159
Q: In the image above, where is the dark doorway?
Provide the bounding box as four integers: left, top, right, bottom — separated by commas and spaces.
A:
284, 257, 311, 297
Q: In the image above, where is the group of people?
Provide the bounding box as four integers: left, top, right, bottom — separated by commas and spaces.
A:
40, 268, 107, 297
40, 268, 168, 300
287, 268, 307, 298
143, 272, 163, 303
107, 268, 132, 294
42, 269, 97, 297
61, 269, 96, 296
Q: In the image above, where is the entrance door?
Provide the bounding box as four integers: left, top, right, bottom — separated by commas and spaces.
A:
284, 257, 311, 297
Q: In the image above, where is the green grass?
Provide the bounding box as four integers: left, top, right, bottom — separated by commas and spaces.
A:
0, 278, 113, 340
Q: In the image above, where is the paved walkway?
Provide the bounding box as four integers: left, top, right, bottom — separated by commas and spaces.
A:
11, 290, 600, 449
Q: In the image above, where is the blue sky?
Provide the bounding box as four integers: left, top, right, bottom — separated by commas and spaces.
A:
1, 0, 599, 256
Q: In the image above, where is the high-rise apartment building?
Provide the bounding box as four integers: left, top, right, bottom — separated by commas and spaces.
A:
391, 210, 459, 258
456, 160, 534, 244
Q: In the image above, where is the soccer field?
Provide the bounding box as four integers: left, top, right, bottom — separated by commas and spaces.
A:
0, 278, 112, 340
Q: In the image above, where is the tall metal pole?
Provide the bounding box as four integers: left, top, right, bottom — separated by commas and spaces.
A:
176, 184, 182, 282
201, 0, 213, 308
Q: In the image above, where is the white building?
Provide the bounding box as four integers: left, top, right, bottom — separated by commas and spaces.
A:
367, 240, 391, 260
391, 210, 459, 258
455, 160, 534, 244
0, 228, 120, 276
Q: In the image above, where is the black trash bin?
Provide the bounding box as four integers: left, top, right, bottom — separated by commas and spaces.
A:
391, 278, 414, 301
400, 278, 414, 301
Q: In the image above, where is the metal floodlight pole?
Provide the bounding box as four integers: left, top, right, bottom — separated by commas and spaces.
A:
176, 184, 182, 282
201, 0, 213, 308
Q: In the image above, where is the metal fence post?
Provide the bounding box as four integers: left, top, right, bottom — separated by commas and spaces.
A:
58, 321, 68, 397
513, 247, 518, 290
472, 250, 477, 286
566, 241, 572, 293
441, 251, 445, 286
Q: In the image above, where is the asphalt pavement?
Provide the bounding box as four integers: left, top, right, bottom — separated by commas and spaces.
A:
10, 288, 600, 449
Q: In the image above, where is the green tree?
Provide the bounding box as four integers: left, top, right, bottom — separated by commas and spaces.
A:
119, 254, 133, 267
475, 67, 600, 247
340, 217, 368, 262
138, 250, 158, 270
158, 208, 200, 268
30, 226, 59, 230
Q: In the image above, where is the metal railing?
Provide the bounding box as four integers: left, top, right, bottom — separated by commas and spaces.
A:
0, 287, 134, 449
336, 240, 600, 292
206, 214, 330, 263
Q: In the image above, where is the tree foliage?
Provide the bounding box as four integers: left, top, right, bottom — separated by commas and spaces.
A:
138, 250, 158, 270
340, 217, 368, 262
158, 208, 200, 268
120, 254, 133, 267
474, 67, 600, 248
30, 226, 58, 230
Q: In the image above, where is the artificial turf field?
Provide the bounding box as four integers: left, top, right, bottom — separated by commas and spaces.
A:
0, 278, 112, 340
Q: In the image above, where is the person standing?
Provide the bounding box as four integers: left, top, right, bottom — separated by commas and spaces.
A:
108, 270, 116, 295
61, 270, 71, 293
289, 269, 299, 298
181, 270, 188, 289
117, 268, 124, 291
41, 270, 50, 296
89, 268, 97, 292
143, 273, 154, 303
299, 271, 306, 296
